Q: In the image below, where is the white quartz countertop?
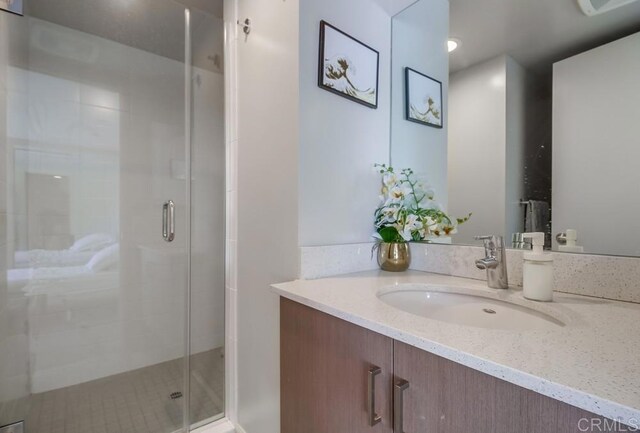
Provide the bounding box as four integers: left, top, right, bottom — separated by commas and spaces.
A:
271, 270, 640, 425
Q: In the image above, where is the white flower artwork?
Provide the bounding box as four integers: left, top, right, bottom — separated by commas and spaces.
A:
405, 67, 443, 128
319, 21, 379, 108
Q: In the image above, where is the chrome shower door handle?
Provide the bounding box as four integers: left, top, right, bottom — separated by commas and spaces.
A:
162, 200, 175, 242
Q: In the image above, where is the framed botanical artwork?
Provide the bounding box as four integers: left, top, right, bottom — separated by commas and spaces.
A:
318, 20, 379, 109
405, 67, 443, 128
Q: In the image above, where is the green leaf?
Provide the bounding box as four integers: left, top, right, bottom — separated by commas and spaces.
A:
378, 227, 401, 243
456, 213, 472, 225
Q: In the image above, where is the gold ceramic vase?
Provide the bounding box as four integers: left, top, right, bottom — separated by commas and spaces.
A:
377, 242, 411, 272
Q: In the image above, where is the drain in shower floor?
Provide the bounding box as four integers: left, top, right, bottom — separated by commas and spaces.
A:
170, 391, 183, 400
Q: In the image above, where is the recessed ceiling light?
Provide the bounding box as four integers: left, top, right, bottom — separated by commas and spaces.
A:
448, 38, 461, 53
53, 175, 62, 179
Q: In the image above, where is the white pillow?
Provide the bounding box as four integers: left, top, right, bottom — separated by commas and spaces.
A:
70, 233, 114, 252
85, 244, 119, 272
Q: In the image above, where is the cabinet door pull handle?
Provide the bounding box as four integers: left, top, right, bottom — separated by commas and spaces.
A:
394, 379, 410, 433
368, 366, 382, 426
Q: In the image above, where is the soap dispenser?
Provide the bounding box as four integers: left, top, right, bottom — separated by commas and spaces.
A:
558, 229, 584, 253
521, 232, 554, 302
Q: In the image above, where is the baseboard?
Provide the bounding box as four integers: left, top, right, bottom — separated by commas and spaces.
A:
192, 418, 236, 433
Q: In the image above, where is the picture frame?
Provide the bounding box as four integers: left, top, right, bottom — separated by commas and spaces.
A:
318, 20, 380, 109
405, 67, 443, 128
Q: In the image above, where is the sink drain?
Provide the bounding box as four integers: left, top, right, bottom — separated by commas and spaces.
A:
482, 308, 497, 314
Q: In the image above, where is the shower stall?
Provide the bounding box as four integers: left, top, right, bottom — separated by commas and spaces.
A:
0, 1, 227, 432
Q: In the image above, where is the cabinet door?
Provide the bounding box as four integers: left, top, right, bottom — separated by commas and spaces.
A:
394, 341, 624, 433
281, 298, 394, 433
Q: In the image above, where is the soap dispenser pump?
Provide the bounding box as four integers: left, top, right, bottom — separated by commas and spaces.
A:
521, 232, 554, 302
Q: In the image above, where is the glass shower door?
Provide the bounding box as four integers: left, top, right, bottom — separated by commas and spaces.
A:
0, 1, 226, 431
188, 4, 227, 428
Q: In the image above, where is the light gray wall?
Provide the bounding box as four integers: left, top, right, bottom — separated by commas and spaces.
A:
553, 32, 640, 256
448, 55, 529, 244
235, 0, 299, 432
386, 0, 420, 15
448, 56, 508, 244
505, 56, 527, 241
391, 0, 449, 211
298, 0, 392, 246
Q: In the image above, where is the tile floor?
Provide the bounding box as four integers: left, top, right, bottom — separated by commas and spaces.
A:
2, 348, 224, 433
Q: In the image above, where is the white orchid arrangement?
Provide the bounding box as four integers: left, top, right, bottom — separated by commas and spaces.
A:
373, 164, 471, 243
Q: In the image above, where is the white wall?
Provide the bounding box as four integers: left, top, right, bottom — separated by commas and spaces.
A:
235, 0, 299, 432
448, 55, 529, 244
505, 56, 527, 241
448, 56, 508, 244
553, 32, 640, 256
390, 0, 449, 210
385, 0, 420, 15
298, 0, 392, 246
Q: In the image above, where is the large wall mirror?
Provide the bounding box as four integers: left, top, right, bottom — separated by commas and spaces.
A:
391, 0, 640, 257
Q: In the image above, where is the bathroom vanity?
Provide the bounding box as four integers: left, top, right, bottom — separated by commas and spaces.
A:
273, 271, 640, 432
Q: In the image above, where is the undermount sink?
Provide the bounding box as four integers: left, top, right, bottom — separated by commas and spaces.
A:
377, 285, 566, 331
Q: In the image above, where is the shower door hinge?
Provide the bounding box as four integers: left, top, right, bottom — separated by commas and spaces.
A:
0, 421, 24, 433
0, 0, 23, 16
238, 18, 251, 35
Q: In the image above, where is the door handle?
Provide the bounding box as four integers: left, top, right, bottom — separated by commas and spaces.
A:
162, 200, 175, 242
394, 379, 409, 433
368, 366, 382, 426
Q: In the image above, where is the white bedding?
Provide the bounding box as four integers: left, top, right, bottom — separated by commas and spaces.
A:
8, 266, 119, 296
13, 233, 116, 268
14, 249, 97, 268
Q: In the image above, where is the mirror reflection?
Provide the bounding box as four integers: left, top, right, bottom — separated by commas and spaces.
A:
391, 0, 640, 257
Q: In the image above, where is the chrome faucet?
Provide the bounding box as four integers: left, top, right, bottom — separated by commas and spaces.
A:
474, 235, 509, 289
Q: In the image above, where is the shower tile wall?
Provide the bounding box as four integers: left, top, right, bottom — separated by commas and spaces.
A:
0, 11, 225, 420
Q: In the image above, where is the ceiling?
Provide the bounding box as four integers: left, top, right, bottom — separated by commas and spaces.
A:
388, 0, 420, 15
24, 0, 223, 68
449, 0, 640, 73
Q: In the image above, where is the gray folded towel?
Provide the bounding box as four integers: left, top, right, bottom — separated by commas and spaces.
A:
525, 200, 550, 234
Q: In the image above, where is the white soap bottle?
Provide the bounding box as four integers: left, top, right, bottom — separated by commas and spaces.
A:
558, 229, 584, 253
521, 232, 554, 302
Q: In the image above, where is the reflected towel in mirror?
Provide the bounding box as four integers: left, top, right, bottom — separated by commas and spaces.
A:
524, 200, 550, 233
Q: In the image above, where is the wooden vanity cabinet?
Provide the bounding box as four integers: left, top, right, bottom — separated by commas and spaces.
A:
394, 341, 611, 433
281, 298, 394, 433
281, 298, 624, 433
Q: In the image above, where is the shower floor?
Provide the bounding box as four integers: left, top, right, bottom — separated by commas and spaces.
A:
18, 347, 224, 433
